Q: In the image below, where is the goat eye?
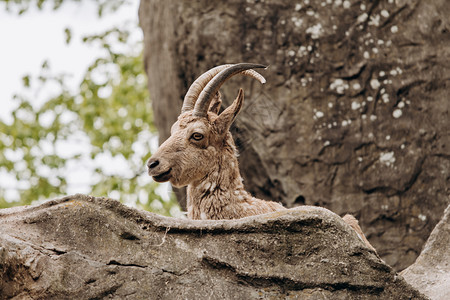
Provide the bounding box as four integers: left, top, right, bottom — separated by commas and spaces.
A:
191, 132, 204, 141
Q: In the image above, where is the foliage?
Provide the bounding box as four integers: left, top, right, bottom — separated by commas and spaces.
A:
0, 0, 181, 217
3, 0, 125, 16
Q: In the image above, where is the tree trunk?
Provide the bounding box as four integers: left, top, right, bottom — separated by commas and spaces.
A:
139, 0, 450, 271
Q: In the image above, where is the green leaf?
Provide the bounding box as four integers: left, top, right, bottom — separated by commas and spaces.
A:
22, 75, 31, 88
41, 60, 49, 69
64, 27, 72, 44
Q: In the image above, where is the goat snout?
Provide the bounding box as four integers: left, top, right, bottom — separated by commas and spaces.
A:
147, 158, 172, 183
147, 159, 160, 169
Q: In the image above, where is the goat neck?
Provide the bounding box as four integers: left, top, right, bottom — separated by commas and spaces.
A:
186, 133, 284, 220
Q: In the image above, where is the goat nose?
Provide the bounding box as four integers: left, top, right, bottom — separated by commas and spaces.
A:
147, 159, 159, 169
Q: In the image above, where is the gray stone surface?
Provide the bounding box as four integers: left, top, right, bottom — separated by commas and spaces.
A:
401, 204, 450, 300
139, 0, 450, 271
0, 194, 426, 299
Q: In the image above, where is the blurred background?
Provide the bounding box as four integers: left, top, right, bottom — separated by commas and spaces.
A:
0, 0, 181, 217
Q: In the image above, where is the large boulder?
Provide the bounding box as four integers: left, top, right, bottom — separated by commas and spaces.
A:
401, 204, 450, 300
139, 0, 450, 271
0, 194, 425, 299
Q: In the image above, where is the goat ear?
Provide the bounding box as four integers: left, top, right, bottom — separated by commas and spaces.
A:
208, 91, 222, 115
214, 88, 244, 136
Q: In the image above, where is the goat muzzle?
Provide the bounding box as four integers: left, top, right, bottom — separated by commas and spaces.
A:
151, 168, 172, 183
147, 158, 172, 182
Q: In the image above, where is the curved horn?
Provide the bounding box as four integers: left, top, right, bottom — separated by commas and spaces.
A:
192, 63, 266, 117
181, 64, 266, 113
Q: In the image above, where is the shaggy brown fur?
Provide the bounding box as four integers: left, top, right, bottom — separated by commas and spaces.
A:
147, 64, 376, 252
148, 90, 285, 219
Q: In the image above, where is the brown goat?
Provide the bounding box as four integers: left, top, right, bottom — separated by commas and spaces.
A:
147, 63, 376, 252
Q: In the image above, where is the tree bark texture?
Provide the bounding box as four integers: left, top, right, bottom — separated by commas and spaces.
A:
139, 0, 449, 271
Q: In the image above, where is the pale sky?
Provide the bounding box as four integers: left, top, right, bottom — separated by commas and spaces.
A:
0, 0, 140, 121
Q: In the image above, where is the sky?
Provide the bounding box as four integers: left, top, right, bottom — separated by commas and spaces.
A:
0, 0, 171, 205
0, 0, 140, 121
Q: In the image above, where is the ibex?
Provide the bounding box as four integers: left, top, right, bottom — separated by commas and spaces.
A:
147, 63, 375, 252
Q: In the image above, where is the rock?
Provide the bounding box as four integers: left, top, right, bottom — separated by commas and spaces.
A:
139, 0, 450, 271
401, 204, 450, 300
0, 194, 426, 299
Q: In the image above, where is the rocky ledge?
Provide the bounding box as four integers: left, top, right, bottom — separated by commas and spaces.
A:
0, 194, 428, 299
